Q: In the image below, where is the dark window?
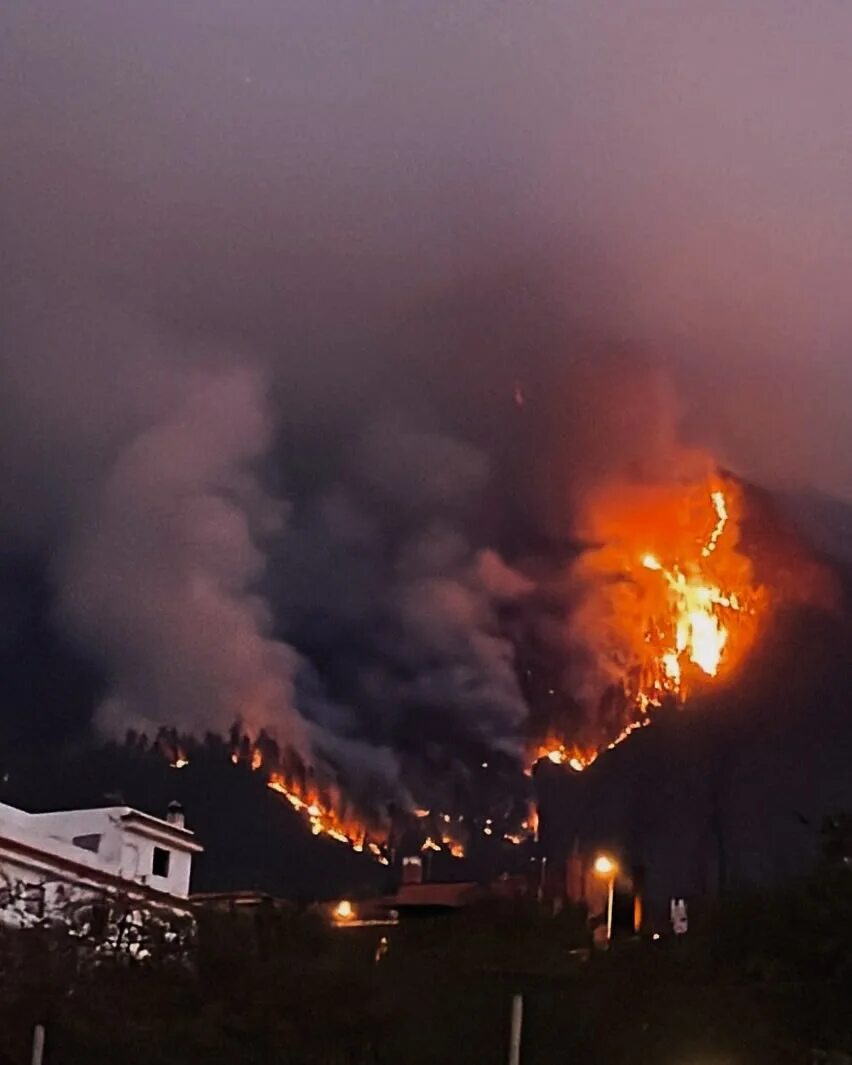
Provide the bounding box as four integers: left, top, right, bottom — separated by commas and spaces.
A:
89, 899, 108, 937
152, 847, 170, 878
72, 833, 102, 853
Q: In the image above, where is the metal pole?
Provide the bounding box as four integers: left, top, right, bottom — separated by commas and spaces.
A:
537, 856, 547, 903
606, 876, 615, 946
31, 1024, 45, 1065
508, 994, 523, 1065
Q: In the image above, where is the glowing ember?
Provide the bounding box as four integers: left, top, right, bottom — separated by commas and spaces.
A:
702, 490, 728, 558
534, 739, 599, 773
170, 753, 189, 769
443, 838, 465, 858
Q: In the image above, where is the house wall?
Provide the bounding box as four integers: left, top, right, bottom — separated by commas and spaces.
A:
0, 802, 198, 902
0, 841, 197, 962
27, 808, 125, 866
0, 847, 108, 928
118, 830, 193, 898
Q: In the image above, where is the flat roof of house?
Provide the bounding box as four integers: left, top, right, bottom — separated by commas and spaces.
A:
118, 809, 204, 852
3, 801, 203, 852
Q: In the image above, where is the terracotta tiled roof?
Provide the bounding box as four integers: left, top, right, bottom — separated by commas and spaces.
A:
390, 882, 480, 909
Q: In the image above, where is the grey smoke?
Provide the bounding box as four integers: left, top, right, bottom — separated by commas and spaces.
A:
56, 364, 307, 747
270, 422, 533, 798
2, 0, 852, 803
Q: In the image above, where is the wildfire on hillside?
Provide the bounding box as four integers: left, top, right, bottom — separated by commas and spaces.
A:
155, 466, 799, 856
533, 469, 767, 771
233, 748, 391, 864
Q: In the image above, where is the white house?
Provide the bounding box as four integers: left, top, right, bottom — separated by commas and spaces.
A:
0, 799, 203, 943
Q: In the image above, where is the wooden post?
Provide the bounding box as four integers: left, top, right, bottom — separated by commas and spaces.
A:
31, 1024, 45, 1065
508, 994, 523, 1065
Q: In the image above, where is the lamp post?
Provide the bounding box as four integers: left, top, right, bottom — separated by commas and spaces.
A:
593, 854, 618, 946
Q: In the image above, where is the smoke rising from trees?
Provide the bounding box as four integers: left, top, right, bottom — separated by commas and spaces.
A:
2, 1, 851, 800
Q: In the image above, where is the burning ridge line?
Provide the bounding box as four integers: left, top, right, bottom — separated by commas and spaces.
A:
532, 477, 765, 775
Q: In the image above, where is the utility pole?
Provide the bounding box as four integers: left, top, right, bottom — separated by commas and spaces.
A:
31, 1024, 45, 1065
536, 855, 547, 904
508, 994, 524, 1065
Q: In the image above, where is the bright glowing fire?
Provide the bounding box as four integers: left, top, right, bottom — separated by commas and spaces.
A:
534, 472, 765, 771
619, 477, 762, 701
224, 746, 390, 863
265, 770, 389, 864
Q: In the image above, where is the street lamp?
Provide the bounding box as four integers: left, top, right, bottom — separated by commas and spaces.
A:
593, 854, 618, 945
333, 899, 355, 923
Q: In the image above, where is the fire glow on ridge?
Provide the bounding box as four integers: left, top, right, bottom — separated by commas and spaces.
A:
535, 472, 766, 772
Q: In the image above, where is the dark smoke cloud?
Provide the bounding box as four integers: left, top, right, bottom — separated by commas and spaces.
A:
270, 420, 532, 805
2, 1, 851, 802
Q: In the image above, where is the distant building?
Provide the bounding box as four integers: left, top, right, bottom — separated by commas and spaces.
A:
389, 880, 482, 916
191, 890, 278, 914
0, 799, 203, 956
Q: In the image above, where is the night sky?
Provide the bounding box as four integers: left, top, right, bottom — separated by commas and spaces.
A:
1, 2, 852, 889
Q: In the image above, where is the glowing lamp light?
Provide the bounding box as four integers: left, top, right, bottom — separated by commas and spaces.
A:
593, 854, 617, 877
333, 899, 354, 922
593, 854, 618, 946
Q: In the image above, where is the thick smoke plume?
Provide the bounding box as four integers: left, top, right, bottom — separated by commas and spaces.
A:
2, 1, 852, 814
57, 365, 307, 748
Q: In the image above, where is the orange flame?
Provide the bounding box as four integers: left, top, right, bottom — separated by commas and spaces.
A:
444, 838, 466, 859
224, 745, 389, 863
533, 740, 599, 772
266, 771, 389, 862
533, 473, 765, 772
617, 477, 763, 702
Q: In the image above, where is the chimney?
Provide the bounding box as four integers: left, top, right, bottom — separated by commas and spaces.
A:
166, 800, 185, 829
401, 856, 423, 885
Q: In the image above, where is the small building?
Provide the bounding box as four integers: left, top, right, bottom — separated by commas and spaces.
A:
191, 890, 277, 914
389, 881, 482, 917
0, 799, 203, 954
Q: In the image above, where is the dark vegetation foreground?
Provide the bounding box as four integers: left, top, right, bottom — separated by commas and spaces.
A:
3, 872, 852, 1065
